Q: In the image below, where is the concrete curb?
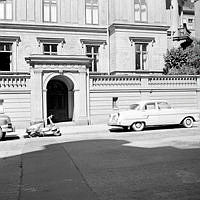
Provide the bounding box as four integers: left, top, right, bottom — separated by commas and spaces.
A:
9, 122, 200, 139
14, 124, 110, 139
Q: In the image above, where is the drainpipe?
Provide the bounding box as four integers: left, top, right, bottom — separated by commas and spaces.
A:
107, 0, 111, 74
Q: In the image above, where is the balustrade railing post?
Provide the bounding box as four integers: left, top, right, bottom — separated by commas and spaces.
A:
141, 76, 148, 89
140, 75, 149, 100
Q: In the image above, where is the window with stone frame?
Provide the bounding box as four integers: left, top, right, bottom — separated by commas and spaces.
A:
43, 0, 57, 22
0, 42, 12, 71
86, 45, 99, 72
43, 43, 58, 55
135, 43, 148, 70
85, 0, 99, 25
37, 37, 65, 55
130, 37, 154, 71
0, 0, 13, 20
134, 0, 147, 22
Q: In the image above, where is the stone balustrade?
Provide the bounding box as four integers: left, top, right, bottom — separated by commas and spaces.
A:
0, 73, 31, 89
0, 73, 199, 90
90, 75, 142, 88
90, 75, 200, 89
148, 76, 198, 87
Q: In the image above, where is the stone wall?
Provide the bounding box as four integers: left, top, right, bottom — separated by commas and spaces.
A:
0, 73, 31, 128
1, 73, 200, 128
89, 75, 200, 124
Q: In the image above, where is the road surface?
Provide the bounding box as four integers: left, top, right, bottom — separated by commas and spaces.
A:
0, 125, 200, 200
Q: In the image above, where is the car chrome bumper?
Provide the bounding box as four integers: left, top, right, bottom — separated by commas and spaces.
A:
108, 120, 120, 126
1, 124, 15, 133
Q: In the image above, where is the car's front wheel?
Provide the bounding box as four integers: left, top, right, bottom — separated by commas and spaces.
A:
182, 117, 193, 128
131, 122, 145, 131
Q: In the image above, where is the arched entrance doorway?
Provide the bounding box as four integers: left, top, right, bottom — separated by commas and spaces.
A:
47, 79, 71, 123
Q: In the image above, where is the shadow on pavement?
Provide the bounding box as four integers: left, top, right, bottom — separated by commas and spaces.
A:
1, 138, 200, 200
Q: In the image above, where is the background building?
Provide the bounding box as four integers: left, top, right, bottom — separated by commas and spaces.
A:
0, 0, 199, 128
194, 0, 200, 39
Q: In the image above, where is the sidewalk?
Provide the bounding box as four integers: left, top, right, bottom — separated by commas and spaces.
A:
14, 123, 110, 139
11, 121, 200, 139
59, 123, 110, 135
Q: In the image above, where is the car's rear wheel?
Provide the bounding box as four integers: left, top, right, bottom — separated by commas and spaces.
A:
131, 122, 145, 131
0, 128, 6, 141
182, 117, 193, 128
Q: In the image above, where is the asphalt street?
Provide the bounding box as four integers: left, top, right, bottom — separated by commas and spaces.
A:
0, 124, 200, 200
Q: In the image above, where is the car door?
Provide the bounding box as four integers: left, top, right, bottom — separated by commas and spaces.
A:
157, 101, 176, 125
143, 102, 160, 126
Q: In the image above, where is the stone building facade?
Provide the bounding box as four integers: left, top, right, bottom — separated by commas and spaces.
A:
0, 0, 198, 128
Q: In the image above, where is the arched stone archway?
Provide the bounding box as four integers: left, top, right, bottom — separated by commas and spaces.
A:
46, 75, 74, 123
26, 55, 91, 125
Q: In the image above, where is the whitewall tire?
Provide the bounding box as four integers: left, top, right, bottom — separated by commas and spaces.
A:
131, 122, 145, 131
182, 117, 193, 128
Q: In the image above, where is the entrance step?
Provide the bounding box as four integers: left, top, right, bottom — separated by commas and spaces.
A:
55, 121, 76, 127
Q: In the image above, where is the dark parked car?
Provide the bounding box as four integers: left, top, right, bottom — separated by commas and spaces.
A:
0, 99, 15, 140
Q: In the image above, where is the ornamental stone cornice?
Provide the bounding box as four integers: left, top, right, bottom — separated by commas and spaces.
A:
0, 35, 21, 45
80, 39, 107, 48
80, 39, 107, 45
109, 23, 170, 34
0, 22, 107, 34
25, 54, 92, 67
36, 37, 65, 47
129, 37, 155, 46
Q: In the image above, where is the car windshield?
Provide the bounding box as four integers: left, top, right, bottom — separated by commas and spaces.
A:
129, 104, 140, 110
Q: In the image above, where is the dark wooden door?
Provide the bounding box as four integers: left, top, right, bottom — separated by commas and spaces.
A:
47, 79, 68, 123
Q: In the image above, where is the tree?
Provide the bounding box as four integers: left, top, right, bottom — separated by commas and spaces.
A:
163, 40, 200, 75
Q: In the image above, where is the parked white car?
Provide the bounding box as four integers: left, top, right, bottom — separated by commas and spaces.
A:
108, 100, 200, 131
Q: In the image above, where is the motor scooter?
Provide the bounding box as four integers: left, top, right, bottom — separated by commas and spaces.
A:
26, 115, 61, 137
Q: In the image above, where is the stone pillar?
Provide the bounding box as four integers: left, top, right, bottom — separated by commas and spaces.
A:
43, 88, 47, 125
30, 68, 44, 124
68, 90, 74, 120
76, 68, 89, 125
73, 88, 79, 122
